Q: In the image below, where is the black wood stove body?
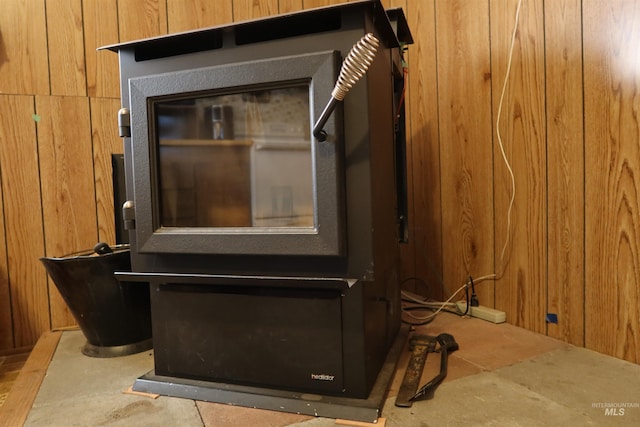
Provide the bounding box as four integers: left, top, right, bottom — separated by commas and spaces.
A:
102, 0, 412, 421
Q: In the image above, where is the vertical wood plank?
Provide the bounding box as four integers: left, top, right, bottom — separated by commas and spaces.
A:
584, 0, 640, 363
91, 98, 125, 244
544, 0, 584, 346
490, 0, 547, 333
232, 0, 278, 21
0, 0, 49, 95
45, 0, 86, 96
0, 95, 49, 347
405, 0, 443, 298
167, 0, 233, 32
83, 0, 121, 98
158, 0, 168, 32
436, 0, 494, 302
302, 0, 350, 8
278, 0, 303, 13
0, 162, 10, 350
117, 0, 168, 42
37, 96, 98, 329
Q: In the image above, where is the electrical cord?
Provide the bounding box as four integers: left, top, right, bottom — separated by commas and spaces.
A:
401, 282, 469, 325
395, 58, 409, 125
400, 276, 433, 300
469, 275, 479, 307
400, 0, 524, 323
494, 0, 522, 279
401, 273, 506, 324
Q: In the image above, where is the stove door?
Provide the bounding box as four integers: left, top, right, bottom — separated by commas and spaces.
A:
128, 51, 344, 257
151, 280, 345, 394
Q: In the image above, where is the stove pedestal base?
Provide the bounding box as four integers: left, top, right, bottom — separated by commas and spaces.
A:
133, 325, 408, 423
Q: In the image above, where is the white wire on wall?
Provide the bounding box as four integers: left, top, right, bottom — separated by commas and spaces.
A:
402, 0, 524, 323
495, 0, 523, 277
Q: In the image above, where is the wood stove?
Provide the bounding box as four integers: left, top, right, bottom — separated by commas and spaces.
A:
102, 0, 412, 421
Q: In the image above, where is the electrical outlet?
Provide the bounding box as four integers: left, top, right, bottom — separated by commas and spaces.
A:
456, 302, 506, 324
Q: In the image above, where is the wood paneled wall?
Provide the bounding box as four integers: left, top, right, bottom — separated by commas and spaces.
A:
0, 0, 638, 364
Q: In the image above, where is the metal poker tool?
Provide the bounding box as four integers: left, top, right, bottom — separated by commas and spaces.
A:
395, 334, 436, 407
410, 333, 459, 402
395, 332, 459, 407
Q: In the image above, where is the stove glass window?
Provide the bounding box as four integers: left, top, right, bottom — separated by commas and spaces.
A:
155, 84, 314, 228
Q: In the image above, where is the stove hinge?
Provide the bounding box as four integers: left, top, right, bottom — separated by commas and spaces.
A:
123, 200, 135, 230
118, 108, 131, 137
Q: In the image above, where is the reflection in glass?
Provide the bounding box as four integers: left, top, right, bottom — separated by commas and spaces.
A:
154, 85, 314, 229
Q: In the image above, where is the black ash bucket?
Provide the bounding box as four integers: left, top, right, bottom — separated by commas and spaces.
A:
40, 243, 152, 358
